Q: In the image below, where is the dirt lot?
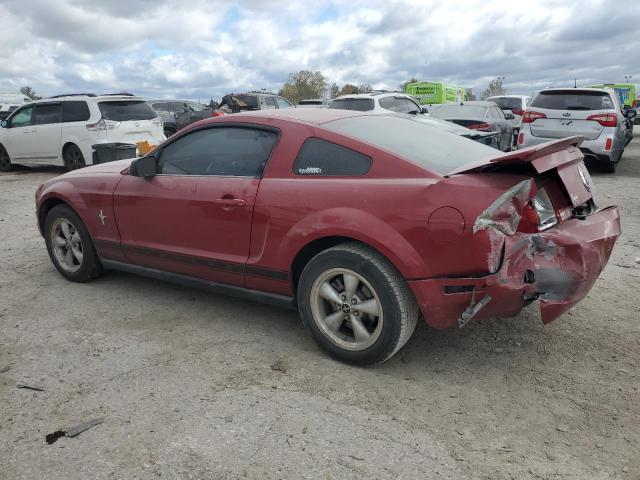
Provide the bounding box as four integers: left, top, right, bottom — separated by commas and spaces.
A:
1, 139, 639, 480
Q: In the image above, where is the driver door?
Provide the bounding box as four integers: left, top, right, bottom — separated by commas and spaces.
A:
3, 105, 36, 160
113, 125, 279, 287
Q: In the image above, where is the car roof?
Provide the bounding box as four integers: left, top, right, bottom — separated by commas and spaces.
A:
540, 87, 612, 94
333, 92, 407, 100
486, 95, 530, 99
32, 95, 146, 103
148, 99, 200, 103
438, 101, 495, 107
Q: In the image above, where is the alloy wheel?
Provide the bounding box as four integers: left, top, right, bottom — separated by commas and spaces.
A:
50, 218, 83, 273
309, 268, 383, 351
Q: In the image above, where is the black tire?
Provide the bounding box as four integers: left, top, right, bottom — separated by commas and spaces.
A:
44, 204, 103, 282
297, 242, 419, 365
0, 144, 12, 172
603, 160, 617, 173
63, 144, 86, 171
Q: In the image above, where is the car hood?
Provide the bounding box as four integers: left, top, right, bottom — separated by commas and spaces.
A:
65, 159, 135, 176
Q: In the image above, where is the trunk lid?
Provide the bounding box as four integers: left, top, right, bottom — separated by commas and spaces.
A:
448, 136, 592, 207
530, 110, 604, 140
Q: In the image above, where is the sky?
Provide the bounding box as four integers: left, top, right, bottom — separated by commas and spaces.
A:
0, 0, 637, 102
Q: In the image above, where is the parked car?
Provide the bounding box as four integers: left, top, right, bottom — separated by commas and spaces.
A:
328, 92, 427, 114
35, 109, 620, 365
485, 94, 532, 134
0, 94, 164, 172
517, 88, 636, 173
149, 100, 213, 137
218, 93, 294, 113
328, 93, 501, 148
297, 99, 330, 108
429, 101, 515, 151
0, 92, 31, 120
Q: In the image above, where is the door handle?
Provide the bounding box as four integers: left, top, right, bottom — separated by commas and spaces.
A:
214, 198, 246, 207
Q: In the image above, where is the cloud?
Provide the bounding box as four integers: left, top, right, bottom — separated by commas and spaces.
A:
0, 0, 637, 101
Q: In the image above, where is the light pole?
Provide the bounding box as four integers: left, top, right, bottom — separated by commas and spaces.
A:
624, 75, 632, 83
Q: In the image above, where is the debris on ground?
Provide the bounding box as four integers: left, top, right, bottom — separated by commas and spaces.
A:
0, 365, 10, 373
45, 417, 106, 445
16, 384, 44, 391
270, 360, 287, 374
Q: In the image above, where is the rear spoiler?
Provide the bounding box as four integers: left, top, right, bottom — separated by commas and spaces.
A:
447, 136, 584, 176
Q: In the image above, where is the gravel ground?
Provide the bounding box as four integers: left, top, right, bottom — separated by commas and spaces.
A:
1, 139, 639, 479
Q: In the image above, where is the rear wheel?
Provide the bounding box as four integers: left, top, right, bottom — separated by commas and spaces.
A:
0, 144, 12, 172
44, 204, 103, 282
603, 160, 617, 173
63, 144, 86, 171
297, 243, 419, 365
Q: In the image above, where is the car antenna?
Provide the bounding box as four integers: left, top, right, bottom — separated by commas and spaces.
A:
574, 78, 577, 88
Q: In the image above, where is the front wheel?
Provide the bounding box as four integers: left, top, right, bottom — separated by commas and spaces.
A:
297, 243, 419, 365
44, 204, 103, 282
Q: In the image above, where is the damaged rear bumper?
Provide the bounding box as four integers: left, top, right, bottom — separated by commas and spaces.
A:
409, 206, 621, 329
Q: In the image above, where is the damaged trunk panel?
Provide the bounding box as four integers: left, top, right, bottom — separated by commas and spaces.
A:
410, 136, 621, 329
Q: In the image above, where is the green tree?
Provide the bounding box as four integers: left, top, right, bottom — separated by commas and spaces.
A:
480, 78, 507, 100
399, 77, 418, 92
20, 86, 41, 100
278, 70, 327, 104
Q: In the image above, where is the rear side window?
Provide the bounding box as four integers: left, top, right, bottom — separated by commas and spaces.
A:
151, 102, 168, 111
488, 97, 522, 111
158, 127, 278, 177
62, 101, 90, 122
98, 101, 157, 121
238, 95, 259, 110
265, 97, 277, 109
329, 98, 375, 112
530, 91, 614, 110
293, 138, 372, 176
34, 104, 61, 125
276, 97, 293, 108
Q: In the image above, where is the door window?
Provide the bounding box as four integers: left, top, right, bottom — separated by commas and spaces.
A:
378, 96, 404, 113
62, 101, 91, 122
34, 104, 62, 125
158, 127, 278, 177
265, 97, 277, 109
276, 97, 293, 109
10, 106, 33, 127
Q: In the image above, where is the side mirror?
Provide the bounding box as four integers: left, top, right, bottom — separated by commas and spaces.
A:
504, 113, 515, 120
624, 109, 637, 120
0, 120, 8, 128
130, 154, 158, 178
421, 106, 429, 114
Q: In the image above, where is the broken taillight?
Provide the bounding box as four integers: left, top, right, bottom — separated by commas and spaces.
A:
519, 187, 559, 232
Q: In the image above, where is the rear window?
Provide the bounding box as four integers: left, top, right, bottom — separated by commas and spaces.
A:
530, 91, 614, 110
62, 101, 90, 122
293, 138, 372, 176
487, 97, 522, 111
329, 98, 375, 112
325, 115, 498, 175
298, 100, 323, 105
98, 101, 157, 121
236, 95, 259, 110
430, 105, 488, 119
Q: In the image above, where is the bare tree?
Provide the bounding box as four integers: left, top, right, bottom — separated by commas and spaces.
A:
278, 70, 328, 104
339, 84, 359, 95
465, 88, 477, 101
328, 82, 340, 98
358, 83, 373, 94
480, 78, 507, 100
20, 86, 41, 100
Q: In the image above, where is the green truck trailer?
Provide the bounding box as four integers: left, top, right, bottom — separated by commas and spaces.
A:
404, 82, 466, 105
587, 83, 637, 108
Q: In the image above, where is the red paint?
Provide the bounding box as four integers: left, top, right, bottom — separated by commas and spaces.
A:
35, 111, 621, 329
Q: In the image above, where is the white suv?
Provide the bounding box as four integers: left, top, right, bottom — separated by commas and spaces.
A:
0, 94, 164, 171
328, 92, 427, 114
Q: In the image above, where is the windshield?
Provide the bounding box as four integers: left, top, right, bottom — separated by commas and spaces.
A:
325, 115, 499, 175
98, 101, 157, 121
487, 97, 522, 111
530, 91, 614, 110
430, 105, 488, 119
329, 98, 375, 112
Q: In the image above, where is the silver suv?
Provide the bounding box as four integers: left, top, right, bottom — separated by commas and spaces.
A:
328, 92, 427, 114
517, 88, 635, 172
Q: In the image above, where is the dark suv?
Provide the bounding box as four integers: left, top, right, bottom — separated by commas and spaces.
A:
218, 93, 294, 113
148, 100, 213, 137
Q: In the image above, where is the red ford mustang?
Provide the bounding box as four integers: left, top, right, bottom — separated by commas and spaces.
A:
35, 109, 621, 365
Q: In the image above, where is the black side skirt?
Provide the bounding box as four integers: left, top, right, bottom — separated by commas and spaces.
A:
101, 259, 297, 311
